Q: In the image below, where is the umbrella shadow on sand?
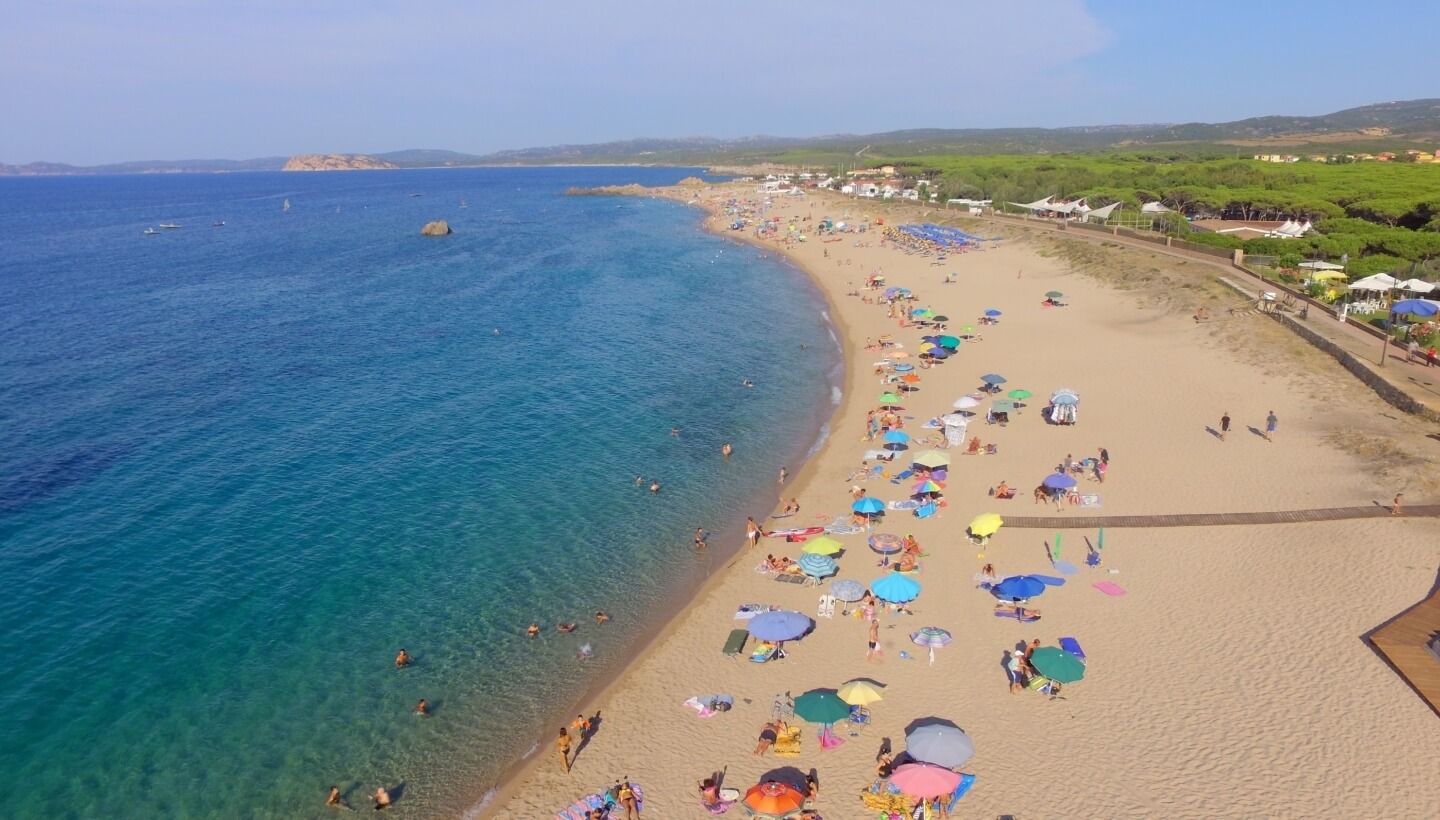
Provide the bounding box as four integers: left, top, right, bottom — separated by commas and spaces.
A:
758, 765, 809, 792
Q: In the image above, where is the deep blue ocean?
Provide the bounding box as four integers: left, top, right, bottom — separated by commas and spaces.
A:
0, 167, 839, 817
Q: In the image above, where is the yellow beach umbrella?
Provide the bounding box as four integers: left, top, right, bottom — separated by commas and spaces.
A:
837, 679, 887, 706
890, 351, 910, 359
1312, 271, 1347, 281
969, 513, 1004, 537
801, 536, 844, 555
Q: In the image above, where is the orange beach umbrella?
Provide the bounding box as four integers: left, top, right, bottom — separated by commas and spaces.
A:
744, 781, 806, 818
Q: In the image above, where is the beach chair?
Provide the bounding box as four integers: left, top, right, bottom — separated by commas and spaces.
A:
771, 692, 795, 720
817, 595, 829, 618
847, 705, 871, 734
722, 629, 749, 658
1060, 636, 1086, 662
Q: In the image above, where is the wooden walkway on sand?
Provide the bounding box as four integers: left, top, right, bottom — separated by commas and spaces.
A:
1368, 573, 1440, 718
998, 504, 1440, 529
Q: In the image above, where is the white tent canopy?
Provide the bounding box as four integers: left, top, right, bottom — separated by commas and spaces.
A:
1082, 201, 1121, 221
1398, 279, 1435, 293
1349, 274, 1400, 291
1140, 202, 1170, 213
1298, 261, 1345, 271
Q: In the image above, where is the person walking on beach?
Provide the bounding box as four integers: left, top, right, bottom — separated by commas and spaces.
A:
746, 517, 762, 548
557, 727, 573, 773
1219, 412, 1231, 441
1393, 493, 1404, 516
866, 618, 881, 663
694, 528, 707, 549
1264, 411, 1277, 442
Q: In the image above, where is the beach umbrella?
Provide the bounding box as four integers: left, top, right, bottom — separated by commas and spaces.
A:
991, 399, 1015, 414
899, 374, 921, 384
743, 781, 806, 818
793, 690, 851, 724
941, 413, 969, 427
981, 373, 1007, 385
747, 610, 813, 642
925, 348, 950, 359
905, 723, 975, 769
801, 536, 844, 555
869, 533, 903, 555
853, 497, 885, 514
913, 479, 945, 494
959, 324, 976, 333
912, 308, 934, 318
912, 450, 950, 469
893, 363, 914, 372
1029, 647, 1086, 683
890, 763, 963, 800
830, 579, 865, 602
1051, 389, 1080, 405
938, 335, 961, 348
984, 309, 1002, 317
878, 392, 903, 406
797, 552, 838, 579
1043, 473, 1077, 490
931, 314, 950, 322
1045, 291, 1064, 299
1007, 389, 1033, 400
910, 626, 953, 665
884, 430, 911, 443
836, 679, 886, 706
991, 575, 1046, 601
890, 350, 910, 359
871, 573, 921, 603
968, 513, 1003, 537
1391, 299, 1440, 317
953, 396, 981, 410
1097, 527, 1106, 550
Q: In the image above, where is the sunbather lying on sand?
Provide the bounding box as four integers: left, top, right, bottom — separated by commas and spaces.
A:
995, 603, 1041, 620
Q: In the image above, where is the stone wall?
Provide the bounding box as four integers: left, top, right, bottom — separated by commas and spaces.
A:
1268, 313, 1440, 423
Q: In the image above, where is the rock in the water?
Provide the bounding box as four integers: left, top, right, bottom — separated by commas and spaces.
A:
420, 220, 452, 236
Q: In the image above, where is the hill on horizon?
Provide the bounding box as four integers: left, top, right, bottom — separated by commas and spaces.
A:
4, 99, 1439, 175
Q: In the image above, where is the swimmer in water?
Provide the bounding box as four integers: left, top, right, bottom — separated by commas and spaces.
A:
414, 699, 429, 717
721, 442, 733, 458
595, 611, 611, 625
493, 328, 501, 335
326, 785, 347, 809
635, 475, 644, 486
650, 480, 660, 494
395, 649, 410, 668
557, 622, 577, 633
743, 379, 754, 388
527, 623, 540, 638
578, 643, 594, 661
375, 787, 392, 810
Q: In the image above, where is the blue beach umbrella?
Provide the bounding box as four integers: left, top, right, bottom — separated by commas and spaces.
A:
747, 610, 813, 641
893, 363, 915, 373
853, 497, 885, 514
884, 430, 911, 443
1391, 299, 1440, 317
921, 335, 943, 344
981, 373, 1007, 385
798, 553, 839, 579
924, 348, 949, 359
1043, 473, 1077, 490
984, 309, 1002, 317
872, 573, 922, 603
830, 579, 866, 601
991, 575, 1046, 601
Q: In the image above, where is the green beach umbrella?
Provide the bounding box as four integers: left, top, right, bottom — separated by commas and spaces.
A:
1098, 527, 1105, 550
913, 450, 950, 469
1029, 647, 1086, 683
793, 690, 852, 724
801, 536, 844, 556
1007, 389, 1033, 400
878, 392, 903, 406
1053, 532, 1062, 560
959, 324, 976, 334
938, 335, 961, 348
1046, 291, 1065, 299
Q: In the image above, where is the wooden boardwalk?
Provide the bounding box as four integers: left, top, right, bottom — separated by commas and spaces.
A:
1368, 572, 1440, 718
997, 504, 1440, 529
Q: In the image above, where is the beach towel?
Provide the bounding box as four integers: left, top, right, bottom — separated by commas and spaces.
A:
887, 499, 922, 510
557, 793, 606, 820
945, 774, 978, 812
734, 604, 773, 620
819, 724, 846, 750
1093, 581, 1127, 596
1080, 494, 1101, 508
824, 520, 865, 535
1060, 637, 1086, 660
1052, 560, 1079, 575
889, 469, 916, 483
684, 694, 734, 717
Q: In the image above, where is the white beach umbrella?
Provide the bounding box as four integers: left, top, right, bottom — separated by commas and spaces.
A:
953, 396, 981, 410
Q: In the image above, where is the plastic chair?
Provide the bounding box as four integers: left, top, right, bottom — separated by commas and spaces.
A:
847, 705, 871, 734
772, 692, 795, 720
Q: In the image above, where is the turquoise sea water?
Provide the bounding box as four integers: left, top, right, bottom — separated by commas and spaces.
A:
0, 168, 839, 817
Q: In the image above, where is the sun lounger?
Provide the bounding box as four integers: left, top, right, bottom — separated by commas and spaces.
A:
723, 629, 749, 657
774, 573, 807, 585
734, 604, 773, 620
1060, 636, 1086, 661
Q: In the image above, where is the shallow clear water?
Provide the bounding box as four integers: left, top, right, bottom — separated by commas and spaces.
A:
0, 168, 838, 817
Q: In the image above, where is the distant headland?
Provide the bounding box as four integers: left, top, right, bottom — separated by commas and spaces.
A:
282, 154, 398, 172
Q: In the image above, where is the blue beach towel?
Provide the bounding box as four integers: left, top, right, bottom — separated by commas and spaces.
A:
946, 774, 978, 811
1052, 560, 1079, 575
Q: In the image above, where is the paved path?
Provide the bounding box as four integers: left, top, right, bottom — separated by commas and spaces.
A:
999, 504, 1440, 529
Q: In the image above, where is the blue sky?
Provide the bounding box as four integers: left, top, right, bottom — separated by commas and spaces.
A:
4, 0, 1436, 164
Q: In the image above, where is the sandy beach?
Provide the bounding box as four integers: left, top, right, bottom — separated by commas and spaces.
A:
482, 182, 1440, 819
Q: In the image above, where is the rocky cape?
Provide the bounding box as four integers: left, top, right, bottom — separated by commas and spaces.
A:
282, 154, 398, 172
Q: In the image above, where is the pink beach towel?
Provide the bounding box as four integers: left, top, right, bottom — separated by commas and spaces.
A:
1093, 581, 1127, 596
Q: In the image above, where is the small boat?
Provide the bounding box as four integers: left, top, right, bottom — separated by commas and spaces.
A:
283, 199, 291, 212
143, 228, 159, 235
159, 223, 182, 229
409, 193, 422, 198
212, 221, 225, 227
460, 198, 468, 208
